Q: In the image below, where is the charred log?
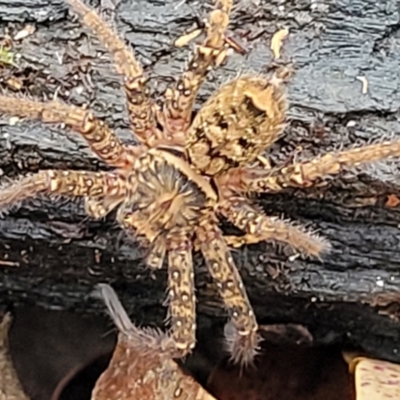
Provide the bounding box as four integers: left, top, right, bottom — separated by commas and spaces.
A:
0, 0, 400, 366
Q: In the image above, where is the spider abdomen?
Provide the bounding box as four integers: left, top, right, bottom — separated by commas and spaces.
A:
186, 76, 287, 176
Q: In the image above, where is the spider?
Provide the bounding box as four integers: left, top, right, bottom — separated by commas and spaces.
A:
0, 0, 400, 366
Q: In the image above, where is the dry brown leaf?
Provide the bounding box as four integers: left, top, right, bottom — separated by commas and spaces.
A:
0, 313, 30, 400
92, 284, 217, 400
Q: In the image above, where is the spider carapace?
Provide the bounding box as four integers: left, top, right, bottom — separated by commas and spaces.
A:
1, 0, 400, 366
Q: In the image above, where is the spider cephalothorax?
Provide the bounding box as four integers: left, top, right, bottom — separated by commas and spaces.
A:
1, 0, 400, 366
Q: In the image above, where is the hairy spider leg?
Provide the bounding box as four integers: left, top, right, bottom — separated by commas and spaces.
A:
166, 237, 197, 357
67, 0, 162, 146
100, 207, 197, 357
92, 284, 216, 400
218, 196, 330, 258
0, 170, 126, 215
232, 139, 400, 192
196, 219, 259, 366
117, 211, 197, 357
161, 0, 233, 138
0, 96, 134, 168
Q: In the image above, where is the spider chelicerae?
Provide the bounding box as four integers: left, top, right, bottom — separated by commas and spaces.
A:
1, 0, 400, 365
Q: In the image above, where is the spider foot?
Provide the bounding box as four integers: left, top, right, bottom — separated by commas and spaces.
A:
224, 321, 261, 367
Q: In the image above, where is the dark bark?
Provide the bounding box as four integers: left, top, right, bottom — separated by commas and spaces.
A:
1, 0, 400, 364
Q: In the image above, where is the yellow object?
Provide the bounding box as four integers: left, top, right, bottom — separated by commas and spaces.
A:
345, 352, 400, 399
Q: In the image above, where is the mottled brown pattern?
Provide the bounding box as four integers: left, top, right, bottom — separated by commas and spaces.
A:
92, 284, 216, 400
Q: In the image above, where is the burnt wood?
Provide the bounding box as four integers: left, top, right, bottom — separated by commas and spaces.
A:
0, 0, 400, 363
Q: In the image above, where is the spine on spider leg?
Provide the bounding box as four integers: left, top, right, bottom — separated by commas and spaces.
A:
0, 95, 128, 167
0, 170, 122, 214
67, 0, 158, 144
166, 238, 197, 357
197, 220, 259, 366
